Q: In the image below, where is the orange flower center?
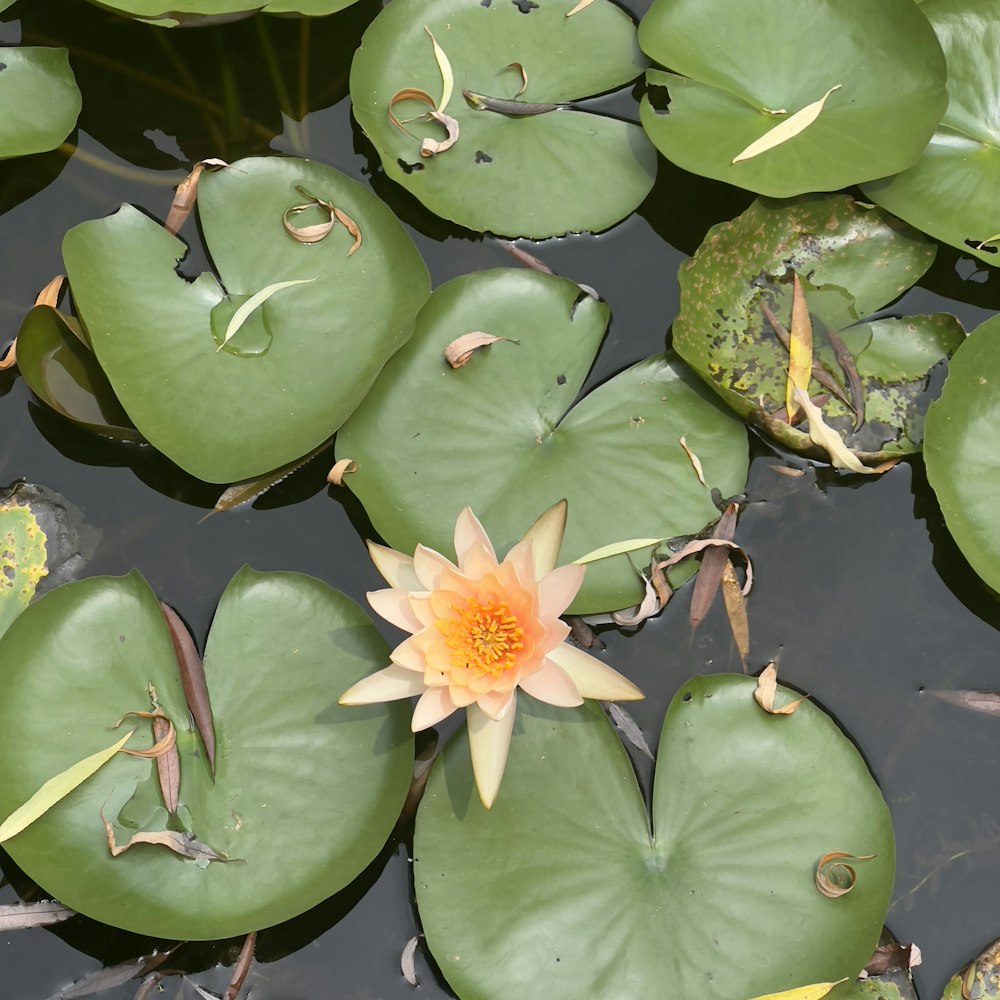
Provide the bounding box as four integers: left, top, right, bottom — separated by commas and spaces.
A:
437, 598, 525, 676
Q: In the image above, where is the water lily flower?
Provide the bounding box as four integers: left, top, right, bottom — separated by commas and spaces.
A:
340, 501, 644, 809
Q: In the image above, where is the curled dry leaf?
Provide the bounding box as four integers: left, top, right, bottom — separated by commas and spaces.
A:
678, 435, 708, 487
164, 158, 228, 236
101, 810, 236, 864
401, 935, 420, 986
611, 569, 659, 627
388, 87, 437, 134
225, 930, 257, 1000
607, 702, 654, 760
0, 900, 75, 931
328, 458, 358, 485
282, 186, 362, 254
443, 332, 518, 368
746, 979, 847, 1000
115, 711, 176, 759
503, 62, 528, 98
420, 111, 460, 158
814, 850, 876, 899
732, 84, 842, 163
753, 661, 807, 715
785, 272, 813, 424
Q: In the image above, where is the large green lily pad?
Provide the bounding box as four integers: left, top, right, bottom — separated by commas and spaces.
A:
637, 0, 946, 197
350, 0, 657, 238
925, 313, 1000, 595
0, 48, 82, 159
415, 676, 895, 999
83, 0, 363, 24
335, 268, 748, 614
61, 156, 430, 484
0, 568, 413, 939
673, 195, 964, 461
863, 0, 1000, 268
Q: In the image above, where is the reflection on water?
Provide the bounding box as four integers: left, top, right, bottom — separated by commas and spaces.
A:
2, 1, 1000, 997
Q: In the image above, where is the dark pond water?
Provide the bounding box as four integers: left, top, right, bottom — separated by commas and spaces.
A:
3, 2, 1000, 998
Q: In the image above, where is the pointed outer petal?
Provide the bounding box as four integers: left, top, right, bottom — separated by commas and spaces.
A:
412, 686, 460, 731
339, 664, 428, 705
502, 537, 537, 586
520, 499, 567, 579
538, 563, 586, 619
537, 617, 571, 657
467, 701, 516, 809
367, 588, 425, 634
450, 684, 479, 708
454, 507, 498, 567
458, 540, 501, 581
409, 593, 437, 628
366, 540, 421, 591
518, 659, 584, 707
388, 633, 428, 672
413, 544, 458, 591
546, 643, 644, 701
476, 689, 516, 721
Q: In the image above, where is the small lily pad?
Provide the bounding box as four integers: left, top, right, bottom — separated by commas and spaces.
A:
0, 568, 413, 939
0, 47, 82, 160
637, 0, 947, 197
350, 0, 657, 238
863, 0, 1000, 268
673, 195, 964, 461
415, 675, 894, 999
335, 268, 749, 614
61, 156, 430, 483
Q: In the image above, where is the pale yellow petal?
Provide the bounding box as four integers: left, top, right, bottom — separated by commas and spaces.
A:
546, 643, 644, 701
366, 540, 421, 590
518, 659, 583, 707
467, 701, 516, 809
413, 544, 457, 591
454, 507, 497, 567
368, 588, 424, 634
520, 499, 567, 578
389, 633, 427, 672
538, 563, 585, 618
411, 686, 459, 730
340, 664, 427, 705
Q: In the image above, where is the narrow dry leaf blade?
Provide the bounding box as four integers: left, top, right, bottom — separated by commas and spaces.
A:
678, 435, 708, 487
219, 278, 315, 350
35, 274, 65, 309
503, 62, 528, 98
117, 713, 176, 758
721, 560, 750, 667
153, 715, 180, 813
159, 601, 215, 772
443, 332, 516, 368
332, 207, 362, 255
132, 974, 164, 1000
690, 503, 738, 630
327, 457, 358, 485
732, 84, 842, 163
388, 88, 436, 134
48, 946, 181, 1000
566, 0, 596, 15
928, 689, 1000, 715
424, 27, 453, 111
225, 930, 257, 1000
500, 241, 554, 274
572, 537, 665, 564
746, 979, 847, 1000
420, 110, 460, 158
0, 901, 75, 931
607, 702, 654, 760
815, 851, 876, 898
0, 338, 16, 370
102, 814, 234, 863
611, 571, 660, 626
785, 273, 813, 423
401, 935, 419, 986
0, 730, 135, 844
793, 387, 876, 474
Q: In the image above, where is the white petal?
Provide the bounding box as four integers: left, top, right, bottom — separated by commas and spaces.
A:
454, 507, 497, 567
412, 686, 459, 731
368, 588, 424, 633
413, 544, 457, 591
366, 540, 421, 590
467, 701, 516, 809
389, 633, 426, 672
519, 499, 567, 578
340, 664, 427, 705
518, 659, 583, 707
538, 563, 585, 619
477, 689, 516, 721
546, 643, 644, 701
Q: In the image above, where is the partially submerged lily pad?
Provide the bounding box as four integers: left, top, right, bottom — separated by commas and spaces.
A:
673, 195, 964, 462
415, 675, 894, 999
863, 0, 1000, 268
0, 501, 46, 639
82, 0, 364, 25
941, 936, 1000, 999
335, 268, 749, 614
0, 48, 82, 159
637, 0, 946, 197
350, 0, 657, 238
0, 568, 412, 939
61, 156, 430, 483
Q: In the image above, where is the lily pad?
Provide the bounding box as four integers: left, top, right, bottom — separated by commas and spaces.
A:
0, 48, 82, 159
415, 675, 895, 999
335, 268, 748, 614
0, 568, 413, 939
924, 312, 1000, 595
61, 156, 430, 483
941, 937, 1000, 999
637, 0, 946, 197
83, 0, 363, 25
673, 195, 964, 461
863, 0, 1000, 269
349, 0, 657, 238
0, 502, 46, 639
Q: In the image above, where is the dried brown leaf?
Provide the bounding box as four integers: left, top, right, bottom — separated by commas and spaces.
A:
566, 0, 596, 14
864, 940, 922, 976
403, 734, 440, 818
785, 272, 813, 423
500, 240, 554, 274
388, 88, 436, 135
0, 338, 16, 370
35, 274, 65, 309
443, 332, 517, 368
159, 601, 215, 772
327, 458, 358, 485
420, 110, 460, 157
401, 935, 419, 986
164, 158, 228, 235
678, 435, 708, 487
822, 321, 865, 431
225, 931, 256, 1000
115, 711, 176, 759
566, 616, 602, 650
132, 974, 164, 1000
653, 538, 752, 595
46, 944, 181, 1000
332, 206, 362, 255
815, 850, 876, 898
928, 689, 1000, 715
101, 810, 235, 863
753, 661, 807, 715
689, 503, 738, 631
0, 900, 75, 931
502, 62, 528, 97
607, 702, 654, 760
152, 713, 179, 813
768, 464, 806, 478
721, 560, 749, 668
611, 570, 660, 626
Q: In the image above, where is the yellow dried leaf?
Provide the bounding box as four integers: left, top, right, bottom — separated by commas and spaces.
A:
747, 979, 847, 1000
679, 434, 708, 486
219, 278, 315, 351
753, 661, 807, 715
572, 537, 665, 564
0, 730, 136, 844
566, 0, 596, 14
792, 387, 880, 475
424, 27, 453, 111
785, 273, 813, 423
721, 560, 749, 666
503, 62, 528, 98
443, 332, 517, 368
732, 85, 842, 163
35, 274, 65, 309
328, 458, 358, 485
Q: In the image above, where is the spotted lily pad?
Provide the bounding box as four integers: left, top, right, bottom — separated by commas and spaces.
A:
61, 156, 430, 483
82, 0, 363, 25
0, 48, 82, 159
941, 937, 1000, 999
0, 502, 46, 639
0, 568, 412, 939
863, 0, 1000, 269
350, 0, 657, 238
637, 0, 946, 197
336, 268, 748, 614
415, 675, 894, 999
673, 195, 964, 461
